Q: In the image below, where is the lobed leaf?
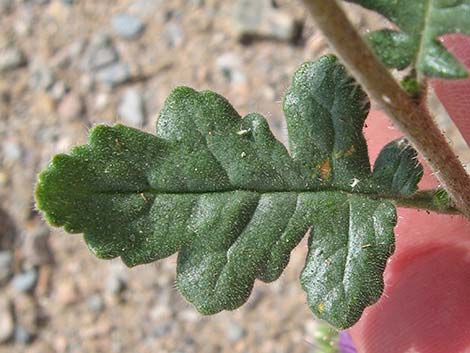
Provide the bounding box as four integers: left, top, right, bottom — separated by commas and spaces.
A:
300, 193, 396, 329
372, 138, 424, 196
35, 55, 423, 329
345, 0, 470, 78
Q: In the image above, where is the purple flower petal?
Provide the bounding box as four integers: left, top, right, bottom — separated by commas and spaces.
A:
339, 332, 358, 353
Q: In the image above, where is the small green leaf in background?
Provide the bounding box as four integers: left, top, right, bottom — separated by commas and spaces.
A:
345, 0, 470, 79
35, 55, 423, 329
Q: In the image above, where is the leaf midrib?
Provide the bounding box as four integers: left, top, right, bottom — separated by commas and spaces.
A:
87, 187, 407, 207
80, 187, 458, 214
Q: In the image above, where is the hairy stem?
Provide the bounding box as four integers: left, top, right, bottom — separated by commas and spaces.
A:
392, 190, 459, 215
301, 0, 470, 218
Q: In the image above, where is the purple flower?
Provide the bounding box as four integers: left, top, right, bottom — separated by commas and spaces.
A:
339, 332, 358, 353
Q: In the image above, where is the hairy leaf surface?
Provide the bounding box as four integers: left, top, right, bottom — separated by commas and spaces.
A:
35, 55, 423, 329
345, 0, 470, 78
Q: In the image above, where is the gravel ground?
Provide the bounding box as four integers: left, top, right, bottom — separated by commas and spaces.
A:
2, 1, 466, 353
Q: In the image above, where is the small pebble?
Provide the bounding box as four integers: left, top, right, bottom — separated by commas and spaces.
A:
3, 141, 22, 163
0, 46, 27, 72
216, 52, 246, 84
111, 14, 145, 39
87, 293, 105, 312
58, 93, 84, 120
163, 22, 184, 48
51, 39, 84, 69
0, 0, 13, 14
226, 322, 245, 342
95, 63, 130, 87
94, 92, 109, 111
14, 10, 33, 37
128, 0, 163, 20
106, 274, 126, 296
50, 80, 68, 101
79, 74, 94, 92
90, 45, 119, 70
118, 88, 145, 127
14, 292, 40, 334
148, 322, 173, 338
14, 324, 34, 344
186, 0, 204, 6
11, 269, 38, 293
56, 279, 79, 306
23, 226, 53, 267
0, 251, 13, 283
150, 304, 172, 321
81, 34, 118, 71
233, 0, 301, 42
29, 64, 55, 91
0, 299, 14, 343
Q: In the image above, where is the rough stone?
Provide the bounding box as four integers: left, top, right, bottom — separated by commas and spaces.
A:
23, 226, 53, 266
128, 0, 163, 20
94, 92, 109, 111
56, 279, 80, 306
81, 34, 119, 71
79, 74, 94, 92
233, 0, 301, 42
0, 0, 13, 14
50, 80, 68, 101
147, 322, 173, 338
111, 14, 145, 39
150, 303, 172, 321
13, 8, 33, 37
106, 274, 126, 296
0, 251, 13, 283
29, 63, 55, 91
0, 299, 14, 343
14, 324, 34, 344
225, 322, 245, 342
87, 293, 105, 313
163, 22, 184, 48
118, 88, 145, 127
14, 292, 40, 335
11, 269, 38, 293
58, 92, 84, 121
95, 63, 130, 86
0, 46, 27, 72
51, 39, 85, 69
216, 52, 246, 84
3, 140, 23, 163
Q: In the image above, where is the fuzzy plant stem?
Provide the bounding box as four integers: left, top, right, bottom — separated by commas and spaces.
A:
392, 190, 459, 215
301, 0, 470, 218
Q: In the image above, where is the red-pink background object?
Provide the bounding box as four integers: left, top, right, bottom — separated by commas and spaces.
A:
349, 35, 470, 353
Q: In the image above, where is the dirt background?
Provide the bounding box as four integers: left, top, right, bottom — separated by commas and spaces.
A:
1, 1, 467, 353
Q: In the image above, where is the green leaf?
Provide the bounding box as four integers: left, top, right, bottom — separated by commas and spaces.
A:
35, 55, 423, 329
345, 0, 470, 78
300, 193, 396, 328
283, 57, 371, 187
372, 138, 424, 196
